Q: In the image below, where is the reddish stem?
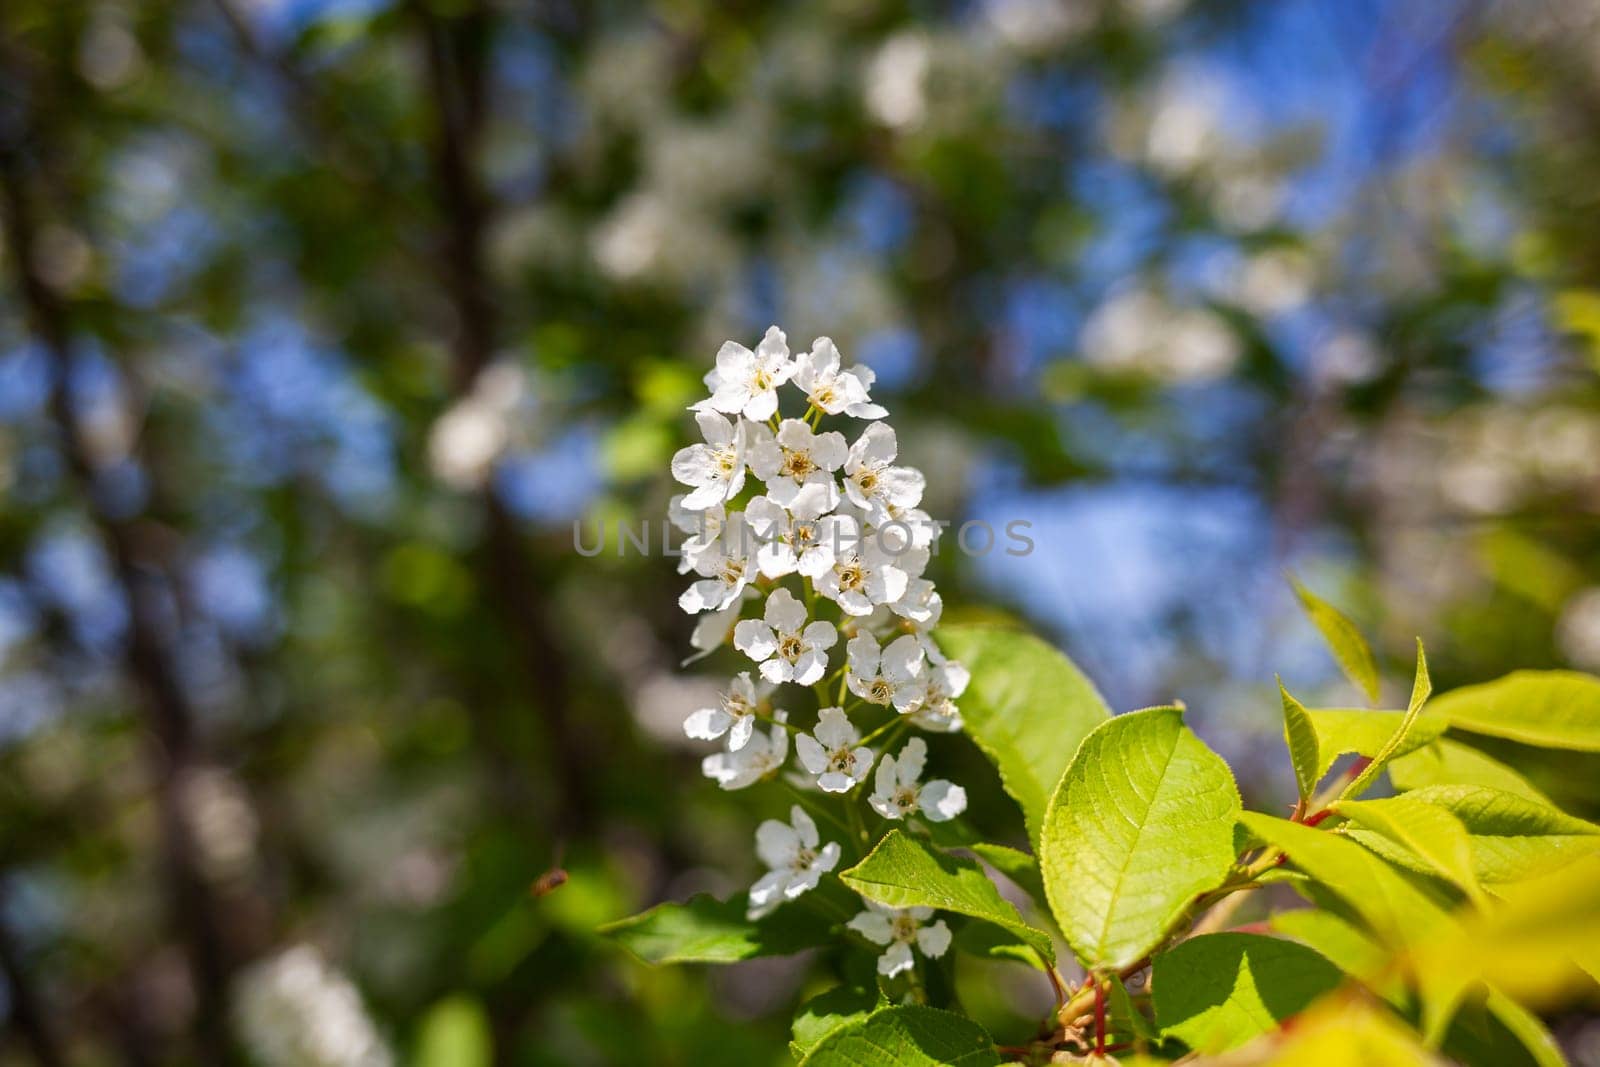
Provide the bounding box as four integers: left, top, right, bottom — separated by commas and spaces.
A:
1303, 808, 1334, 827
1093, 974, 1107, 1056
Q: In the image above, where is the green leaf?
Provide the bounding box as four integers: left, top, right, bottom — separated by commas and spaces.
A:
1389, 739, 1548, 802
953, 922, 1045, 967
415, 995, 492, 1067
799, 1006, 998, 1066
840, 830, 1054, 963
1291, 577, 1381, 704
1040, 707, 1241, 970
966, 842, 1046, 912
1241, 813, 1466, 1041
1268, 995, 1446, 1066
1333, 796, 1484, 902
1304, 709, 1448, 781
1401, 785, 1600, 883
1107, 973, 1158, 1043
1152, 933, 1344, 1053
1239, 814, 1448, 949
1279, 679, 1320, 802
1341, 641, 1431, 800
1424, 670, 1600, 752
792, 985, 883, 1058
934, 625, 1111, 848
600, 894, 832, 964
1441, 990, 1567, 1067
1268, 909, 1404, 1004
1408, 853, 1600, 1012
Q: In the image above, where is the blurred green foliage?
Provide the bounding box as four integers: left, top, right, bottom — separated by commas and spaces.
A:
0, 0, 1597, 1063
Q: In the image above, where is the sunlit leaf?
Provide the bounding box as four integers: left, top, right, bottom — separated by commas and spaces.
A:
1389, 739, 1549, 802
1268, 909, 1406, 1005
600, 894, 833, 964
1253, 994, 1439, 1067
1342, 641, 1431, 800
1041, 707, 1241, 970
1305, 709, 1447, 781
1240, 814, 1451, 949
1424, 670, 1600, 752
792, 984, 882, 1058
934, 625, 1111, 848
966, 842, 1046, 914
1279, 679, 1320, 802
799, 1006, 998, 1066
1334, 795, 1484, 902
840, 830, 1053, 962
1244, 812, 1476, 1041
1406, 853, 1600, 1011
1291, 577, 1381, 704
1374, 784, 1600, 884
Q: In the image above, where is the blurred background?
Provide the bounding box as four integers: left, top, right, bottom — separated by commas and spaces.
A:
2, 0, 1599, 1063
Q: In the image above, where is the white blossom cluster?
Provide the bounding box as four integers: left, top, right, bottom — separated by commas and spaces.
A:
670, 326, 969, 975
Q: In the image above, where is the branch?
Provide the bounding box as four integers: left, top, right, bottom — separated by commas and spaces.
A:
409, 0, 594, 833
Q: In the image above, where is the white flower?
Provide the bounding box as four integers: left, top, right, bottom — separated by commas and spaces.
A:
733, 588, 838, 686
670, 411, 753, 511
846, 633, 925, 712
684, 672, 762, 750
679, 514, 755, 613
869, 738, 966, 822
749, 418, 847, 508
684, 591, 750, 664
795, 706, 875, 793
794, 337, 886, 419
748, 805, 841, 919
702, 715, 788, 790
846, 902, 951, 977
744, 488, 847, 579
875, 505, 939, 554
843, 424, 925, 523
816, 534, 908, 616
909, 661, 969, 733
697, 326, 794, 422
890, 576, 944, 627
669, 495, 725, 575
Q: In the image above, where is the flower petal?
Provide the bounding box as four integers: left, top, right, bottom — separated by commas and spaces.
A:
802, 620, 838, 650
726, 713, 755, 752
794, 734, 829, 775
755, 819, 799, 869
789, 805, 819, 849
919, 780, 967, 822
916, 920, 952, 959
733, 620, 778, 661
790, 650, 827, 687
814, 706, 857, 748
764, 588, 807, 634
683, 707, 732, 741
895, 737, 927, 784
878, 941, 915, 977
847, 908, 895, 945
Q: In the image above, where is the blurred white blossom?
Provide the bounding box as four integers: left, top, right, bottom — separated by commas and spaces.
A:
235, 946, 391, 1067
